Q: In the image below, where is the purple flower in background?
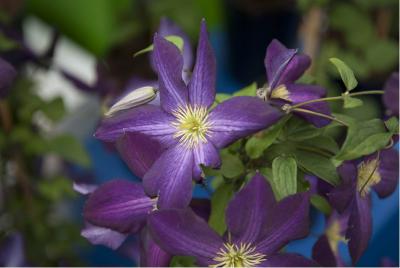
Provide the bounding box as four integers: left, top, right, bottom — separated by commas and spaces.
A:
260, 39, 331, 127
0, 233, 26, 267
0, 57, 17, 98
148, 174, 315, 267
383, 72, 399, 117
328, 148, 399, 264
95, 20, 282, 209
312, 211, 349, 267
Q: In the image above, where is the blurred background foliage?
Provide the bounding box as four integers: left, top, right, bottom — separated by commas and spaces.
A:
0, 0, 398, 266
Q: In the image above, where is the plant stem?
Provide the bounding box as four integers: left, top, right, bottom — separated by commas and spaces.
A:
290, 90, 384, 109
292, 108, 349, 127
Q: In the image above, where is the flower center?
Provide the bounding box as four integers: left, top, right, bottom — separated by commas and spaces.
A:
326, 220, 346, 254
172, 105, 211, 148
210, 243, 266, 267
357, 159, 381, 197
256, 84, 290, 102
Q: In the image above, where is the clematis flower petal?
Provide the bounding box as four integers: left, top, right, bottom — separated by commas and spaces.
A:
259, 253, 318, 267
209, 96, 283, 148
157, 17, 194, 82
192, 141, 221, 179
328, 162, 357, 213
312, 235, 339, 267
265, 39, 310, 89
81, 223, 127, 250
84, 180, 155, 233
190, 198, 211, 222
139, 227, 172, 267
94, 104, 176, 146
346, 192, 372, 264
383, 72, 399, 116
256, 193, 310, 255
148, 209, 224, 266
116, 133, 165, 178
153, 34, 189, 113
285, 84, 331, 127
0, 57, 17, 98
372, 148, 399, 198
143, 145, 194, 209
226, 174, 276, 244
188, 20, 216, 108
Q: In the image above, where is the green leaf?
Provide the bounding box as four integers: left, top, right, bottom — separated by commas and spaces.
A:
134, 35, 184, 57
49, 135, 91, 167
245, 116, 289, 159
296, 136, 339, 154
310, 194, 332, 215
220, 151, 244, 179
335, 119, 392, 160
343, 95, 363, 109
385, 117, 399, 134
294, 150, 340, 186
284, 117, 322, 141
329, 58, 358, 91
209, 183, 234, 235
271, 156, 297, 200
215, 93, 231, 103
38, 176, 76, 201
41, 97, 66, 121
233, 82, 257, 97
365, 40, 398, 72
170, 256, 196, 267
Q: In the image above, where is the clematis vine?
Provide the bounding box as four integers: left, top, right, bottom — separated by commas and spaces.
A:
148, 174, 316, 267
328, 148, 399, 264
95, 20, 282, 209
258, 39, 332, 127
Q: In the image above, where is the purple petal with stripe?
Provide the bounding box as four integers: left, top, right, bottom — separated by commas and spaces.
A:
256, 193, 310, 254
153, 34, 188, 113
286, 83, 331, 127
94, 104, 176, 146
81, 223, 127, 250
373, 148, 399, 198
0, 57, 16, 98
116, 133, 165, 178
265, 39, 310, 89
84, 180, 155, 233
312, 235, 339, 267
346, 192, 372, 264
209, 96, 283, 148
383, 72, 399, 116
188, 20, 216, 108
192, 141, 221, 179
148, 209, 223, 266
260, 253, 318, 267
226, 173, 276, 244
139, 227, 172, 267
143, 145, 194, 209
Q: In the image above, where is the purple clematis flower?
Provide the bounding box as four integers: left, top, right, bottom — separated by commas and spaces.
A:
148, 174, 316, 267
259, 39, 331, 127
95, 20, 282, 209
0, 57, 17, 98
328, 148, 399, 264
0, 233, 26, 267
383, 72, 399, 117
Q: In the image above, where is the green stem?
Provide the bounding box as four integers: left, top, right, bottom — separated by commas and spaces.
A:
292, 108, 349, 127
290, 90, 384, 109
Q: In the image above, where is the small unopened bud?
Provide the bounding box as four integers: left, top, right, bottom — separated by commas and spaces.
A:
105, 86, 157, 117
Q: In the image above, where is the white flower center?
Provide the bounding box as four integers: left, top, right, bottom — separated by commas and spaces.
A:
172, 105, 211, 148
210, 243, 266, 267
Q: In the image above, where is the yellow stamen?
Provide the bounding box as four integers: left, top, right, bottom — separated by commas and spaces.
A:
326, 220, 346, 254
171, 105, 212, 148
210, 243, 266, 267
357, 159, 381, 197
270, 84, 290, 101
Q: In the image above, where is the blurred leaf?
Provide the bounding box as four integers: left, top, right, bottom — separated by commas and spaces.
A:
271, 156, 297, 200
245, 116, 289, 159
41, 97, 66, 121
209, 183, 234, 235
233, 82, 257, 97
38, 176, 76, 201
365, 40, 398, 73
343, 95, 363, 109
170, 256, 196, 267
385, 117, 399, 134
296, 73, 316, 84
310, 194, 331, 215
0, 32, 19, 51
133, 35, 184, 57
220, 151, 244, 179
330, 58, 358, 91
49, 135, 91, 167
335, 119, 392, 160
294, 150, 340, 186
